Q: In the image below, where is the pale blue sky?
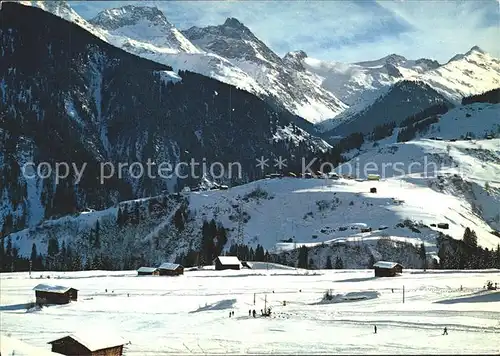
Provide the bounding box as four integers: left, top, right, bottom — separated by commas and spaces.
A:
71, 0, 499, 63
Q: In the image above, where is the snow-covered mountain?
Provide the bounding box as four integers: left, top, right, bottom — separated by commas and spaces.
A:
17, 2, 346, 123
17, 1, 108, 41
16, 2, 266, 97
16, 1, 500, 127
304, 53, 439, 110
3, 1, 500, 271
182, 19, 347, 123
88, 7, 348, 123
0, 2, 328, 233
417, 46, 500, 102
306, 46, 500, 130
89, 5, 200, 53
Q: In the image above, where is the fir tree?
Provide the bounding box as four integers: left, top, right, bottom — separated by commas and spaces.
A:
496, 244, 500, 269
419, 243, 427, 270
367, 254, 375, 268
325, 256, 333, 269
0, 237, 5, 272
297, 245, 308, 269
133, 202, 140, 225
5, 237, 13, 272
30, 243, 41, 270
47, 236, 59, 270
93, 220, 101, 249
116, 208, 123, 226
255, 245, 265, 261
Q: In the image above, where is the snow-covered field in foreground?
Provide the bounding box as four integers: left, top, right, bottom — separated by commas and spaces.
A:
1, 269, 500, 355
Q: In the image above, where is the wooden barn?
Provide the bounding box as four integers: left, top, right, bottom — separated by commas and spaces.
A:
214, 256, 241, 271
48, 331, 126, 356
33, 284, 78, 305
373, 261, 403, 277
157, 262, 184, 276
136, 267, 160, 276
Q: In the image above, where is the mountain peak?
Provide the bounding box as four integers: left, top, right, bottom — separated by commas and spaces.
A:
182, 17, 283, 64
384, 53, 407, 65
223, 17, 245, 29
355, 53, 407, 67
283, 50, 308, 71
468, 45, 485, 54
90, 5, 172, 30
447, 45, 487, 64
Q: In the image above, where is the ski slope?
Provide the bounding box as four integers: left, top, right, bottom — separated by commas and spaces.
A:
187, 174, 500, 252
1, 269, 499, 355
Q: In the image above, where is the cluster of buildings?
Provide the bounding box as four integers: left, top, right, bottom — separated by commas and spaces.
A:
29, 257, 405, 355
136, 256, 243, 276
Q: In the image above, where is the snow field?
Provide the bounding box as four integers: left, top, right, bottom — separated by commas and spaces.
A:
1, 269, 500, 355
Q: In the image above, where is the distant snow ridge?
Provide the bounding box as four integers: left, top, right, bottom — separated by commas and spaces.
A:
19, 1, 500, 126
89, 5, 200, 53
304, 46, 500, 124
183, 19, 348, 123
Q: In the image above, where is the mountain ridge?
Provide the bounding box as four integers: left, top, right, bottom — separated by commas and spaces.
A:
0, 2, 328, 233
16, 1, 500, 127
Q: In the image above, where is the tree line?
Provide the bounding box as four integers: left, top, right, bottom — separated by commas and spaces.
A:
461, 88, 500, 105
2, 225, 499, 272
436, 228, 500, 269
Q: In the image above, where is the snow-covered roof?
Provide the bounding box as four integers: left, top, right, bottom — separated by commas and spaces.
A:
158, 262, 181, 270
215, 256, 241, 266
49, 331, 126, 352
137, 267, 158, 273
373, 261, 403, 269
33, 284, 77, 293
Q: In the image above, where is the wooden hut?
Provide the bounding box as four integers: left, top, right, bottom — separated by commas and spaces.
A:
157, 262, 184, 276
136, 267, 160, 276
437, 223, 449, 229
214, 256, 241, 271
373, 261, 403, 277
48, 331, 126, 356
33, 284, 78, 305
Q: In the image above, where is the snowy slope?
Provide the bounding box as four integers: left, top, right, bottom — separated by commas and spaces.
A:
89, 5, 199, 53
303, 54, 419, 108
18, 2, 266, 96
1, 270, 500, 354
8, 167, 500, 267
417, 103, 500, 140
335, 136, 500, 242
0, 334, 59, 356
339, 102, 500, 162
5, 105, 499, 263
